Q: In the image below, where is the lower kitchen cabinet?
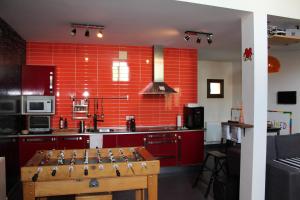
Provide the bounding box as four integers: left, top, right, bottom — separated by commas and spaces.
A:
0, 136, 19, 195
56, 135, 89, 149
117, 134, 145, 147
19, 135, 89, 166
144, 133, 178, 166
103, 135, 117, 148
19, 136, 56, 166
177, 130, 204, 165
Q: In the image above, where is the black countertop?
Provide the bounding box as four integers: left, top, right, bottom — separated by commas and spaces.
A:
9, 126, 205, 137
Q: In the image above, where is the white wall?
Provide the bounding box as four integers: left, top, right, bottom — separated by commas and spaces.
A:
268, 50, 300, 133
177, 0, 300, 20
232, 61, 242, 107
198, 58, 242, 143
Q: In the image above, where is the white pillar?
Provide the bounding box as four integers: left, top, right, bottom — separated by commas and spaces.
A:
240, 12, 268, 200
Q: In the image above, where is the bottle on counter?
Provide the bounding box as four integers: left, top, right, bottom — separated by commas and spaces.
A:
59, 116, 64, 129
64, 118, 68, 129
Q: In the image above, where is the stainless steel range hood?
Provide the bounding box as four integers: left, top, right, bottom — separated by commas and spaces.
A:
140, 45, 177, 95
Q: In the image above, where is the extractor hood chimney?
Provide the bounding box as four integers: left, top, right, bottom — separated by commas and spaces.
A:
140, 45, 177, 95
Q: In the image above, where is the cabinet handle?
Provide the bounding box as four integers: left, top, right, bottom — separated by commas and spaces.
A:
49, 72, 53, 95
24, 138, 53, 142
143, 138, 147, 146
63, 137, 82, 141
146, 140, 175, 145
177, 136, 182, 161
0, 138, 17, 143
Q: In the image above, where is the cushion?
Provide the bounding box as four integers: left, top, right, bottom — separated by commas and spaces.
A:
276, 134, 300, 159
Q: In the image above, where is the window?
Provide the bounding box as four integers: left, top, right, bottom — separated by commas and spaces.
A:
207, 79, 224, 98
112, 61, 129, 82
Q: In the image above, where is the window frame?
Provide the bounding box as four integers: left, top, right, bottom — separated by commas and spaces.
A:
207, 79, 224, 98
112, 60, 129, 82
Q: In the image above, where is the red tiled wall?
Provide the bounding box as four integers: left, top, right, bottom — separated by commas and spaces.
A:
26, 42, 197, 129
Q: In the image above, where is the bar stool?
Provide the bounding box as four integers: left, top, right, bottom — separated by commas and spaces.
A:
193, 150, 228, 198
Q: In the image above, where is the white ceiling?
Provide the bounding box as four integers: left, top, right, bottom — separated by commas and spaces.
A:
2, 0, 299, 61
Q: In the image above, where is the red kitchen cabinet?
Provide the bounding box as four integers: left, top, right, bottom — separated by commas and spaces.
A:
177, 130, 204, 166
56, 136, 89, 149
144, 133, 178, 166
103, 135, 117, 148
117, 134, 145, 147
22, 65, 56, 95
19, 135, 89, 166
19, 136, 57, 166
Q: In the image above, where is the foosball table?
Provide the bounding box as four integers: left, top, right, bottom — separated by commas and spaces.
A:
21, 147, 160, 200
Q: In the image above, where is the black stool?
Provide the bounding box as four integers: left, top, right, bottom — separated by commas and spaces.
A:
193, 150, 228, 198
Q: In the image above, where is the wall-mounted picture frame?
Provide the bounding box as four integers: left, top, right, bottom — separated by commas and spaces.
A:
207, 79, 224, 98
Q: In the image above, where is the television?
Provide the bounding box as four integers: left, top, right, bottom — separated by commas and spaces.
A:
277, 91, 297, 104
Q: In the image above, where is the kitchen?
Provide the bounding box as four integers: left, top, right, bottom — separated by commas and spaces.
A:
1, 0, 300, 200
0, 1, 214, 199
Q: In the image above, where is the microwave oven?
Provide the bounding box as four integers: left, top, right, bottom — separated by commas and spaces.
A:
28, 115, 51, 132
0, 96, 21, 115
23, 96, 55, 114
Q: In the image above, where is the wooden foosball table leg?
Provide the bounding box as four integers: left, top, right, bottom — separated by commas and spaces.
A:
135, 189, 145, 200
23, 182, 35, 200
147, 175, 158, 200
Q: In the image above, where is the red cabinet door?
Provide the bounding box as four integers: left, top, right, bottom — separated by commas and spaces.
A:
144, 133, 178, 166
22, 65, 56, 95
103, 135, 117, 148
117, 134, 145, 147
178, 130, 204, 166
56, 136, 89, 149
19, 136, 57, 166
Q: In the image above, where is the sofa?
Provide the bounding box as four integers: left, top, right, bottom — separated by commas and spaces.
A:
266, 134, 300, 200
217, 134, 300, 200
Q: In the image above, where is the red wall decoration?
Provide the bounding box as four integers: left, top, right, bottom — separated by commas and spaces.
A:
26, 42, 197, 129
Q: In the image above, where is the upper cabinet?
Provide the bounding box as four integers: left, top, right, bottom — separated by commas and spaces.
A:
22, 65, 56, 96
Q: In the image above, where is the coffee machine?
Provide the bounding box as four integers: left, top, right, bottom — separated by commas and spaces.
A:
184, 104, 204, 129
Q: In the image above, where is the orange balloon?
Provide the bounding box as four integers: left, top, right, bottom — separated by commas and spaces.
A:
268, 56, 280, 73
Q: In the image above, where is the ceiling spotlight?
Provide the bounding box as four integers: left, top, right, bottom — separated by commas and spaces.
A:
85, 29, 90, 37
70, 28, 76, 36
196, 37, 201, 44
71, 23, 104, 38
184, 30, 213, 45
207, 34, 213, 44
96, 30, 103, 38
184, 35, 190, 41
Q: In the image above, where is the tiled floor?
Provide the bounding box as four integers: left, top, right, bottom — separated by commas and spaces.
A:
113, 166, 214, 200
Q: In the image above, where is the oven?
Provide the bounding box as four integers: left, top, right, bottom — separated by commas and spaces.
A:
28, 115, 51, 133
144, 133, 178, 166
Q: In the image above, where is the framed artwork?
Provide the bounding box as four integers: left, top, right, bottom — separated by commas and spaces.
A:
207, 79, 224, 98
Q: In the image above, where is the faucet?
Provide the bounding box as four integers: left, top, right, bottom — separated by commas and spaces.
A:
93, 113, 104, 132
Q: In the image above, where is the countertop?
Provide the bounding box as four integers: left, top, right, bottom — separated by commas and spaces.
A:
0, 126, 205, 138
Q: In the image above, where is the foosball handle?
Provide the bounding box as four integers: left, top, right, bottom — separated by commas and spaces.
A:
116, 169, 121, 177
51, 169, 57, 176
32, 173, 39, 182
84, 168, 88, 176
